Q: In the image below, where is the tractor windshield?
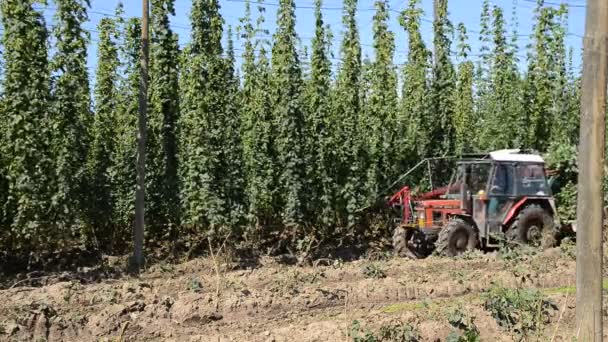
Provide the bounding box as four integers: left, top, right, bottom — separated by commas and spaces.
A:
446, 162, 492, 197
446, 167, 463, 197
516, 163, 551, 196
468, 163, 492, 194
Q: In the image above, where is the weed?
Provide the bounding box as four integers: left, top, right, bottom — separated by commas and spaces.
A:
362, 263, 386, 279
545, 285, 576, 295
224, 278, 247, 291
559, 238, 576, 260
446, 331, 478, 342
189, 278, 203, 292
446, 307, 480, 342
377, 322, 420, 342
364, 249, 392, 262
499, 243, 537, 264
101, 288, 120, 304
63, 287, 73, 304
381, 296, 477, 320
449, 270, 467, 284
544, 278, 608, 295
158, 262, 175, 273
348, 320, 377, 342
510, 264, 534, 285
63, 281, 79, 304
348, 320, 419, 342
498, 243, 542, 286
71, 312, 86, 324
381, 302, 426, 314
268, 269, 325, 295
454, 249, 481, 260
483, 285, 557, 339
298, 269, 325, 284
268, 275, 296, 295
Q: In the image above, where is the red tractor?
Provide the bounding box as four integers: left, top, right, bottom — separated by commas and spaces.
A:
389, 149, 561, 258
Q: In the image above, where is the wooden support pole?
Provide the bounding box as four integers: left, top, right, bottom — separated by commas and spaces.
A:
433, 0, 438, 66
576, 0, 608, 340
133, 0, 149, 271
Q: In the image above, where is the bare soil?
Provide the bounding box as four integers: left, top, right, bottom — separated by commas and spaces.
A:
0, 246, 604, 342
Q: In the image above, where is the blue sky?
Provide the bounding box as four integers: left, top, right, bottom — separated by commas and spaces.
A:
39, 0, 587, 78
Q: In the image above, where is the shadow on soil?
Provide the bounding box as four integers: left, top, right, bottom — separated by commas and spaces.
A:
0, 241, 372, 290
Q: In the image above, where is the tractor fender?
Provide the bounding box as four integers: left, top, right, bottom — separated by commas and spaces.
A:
503, 198, 529, 226
502, 197, 556, 227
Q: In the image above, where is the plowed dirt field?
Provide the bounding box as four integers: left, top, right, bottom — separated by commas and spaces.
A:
0, 244, 604, 341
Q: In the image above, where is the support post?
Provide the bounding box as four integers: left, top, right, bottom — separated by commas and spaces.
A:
433, 0, 438, 66
133, 0, 149, 271
576, 0, 608, 340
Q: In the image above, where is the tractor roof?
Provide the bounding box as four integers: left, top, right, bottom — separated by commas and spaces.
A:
489, 149, 545, 163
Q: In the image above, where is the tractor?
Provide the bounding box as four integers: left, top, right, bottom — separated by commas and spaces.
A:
389, 149, 562, 258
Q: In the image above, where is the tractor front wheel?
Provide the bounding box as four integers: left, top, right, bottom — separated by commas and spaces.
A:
512, 204, 556, 248
435, 218, 479, 257
393, 226, 418, 259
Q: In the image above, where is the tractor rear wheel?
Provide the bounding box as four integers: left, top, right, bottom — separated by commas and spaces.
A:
512, 204, 556, 248
392, 226, 418, 259
435, 218, 479, 257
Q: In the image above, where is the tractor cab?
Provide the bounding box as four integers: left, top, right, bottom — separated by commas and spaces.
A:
391, 149, 559, 258
447, 149, 555, 237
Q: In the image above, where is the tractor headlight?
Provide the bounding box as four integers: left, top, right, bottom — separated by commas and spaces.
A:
418, 213, 425, 227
